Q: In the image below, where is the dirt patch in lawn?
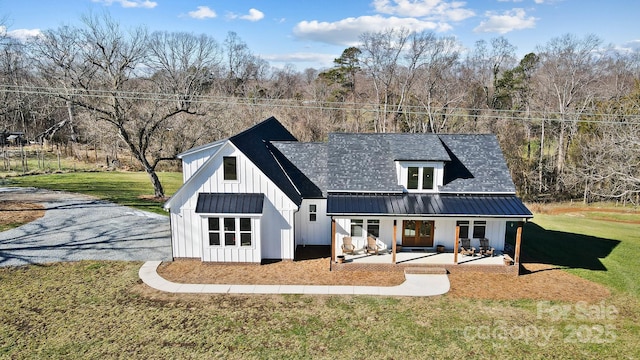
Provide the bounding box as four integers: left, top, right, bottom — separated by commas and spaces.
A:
447, 263, 610, 302
0, 201, 45, 230
157, 260, 610, 302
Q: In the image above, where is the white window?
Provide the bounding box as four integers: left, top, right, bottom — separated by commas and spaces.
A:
350, 219, 380, 238
207, 217, 252, 247
367, 220, 380, 237
350, 219, 363, 237
399, 162, 442, 192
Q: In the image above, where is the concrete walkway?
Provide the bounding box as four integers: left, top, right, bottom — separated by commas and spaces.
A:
139, 261, 450, 297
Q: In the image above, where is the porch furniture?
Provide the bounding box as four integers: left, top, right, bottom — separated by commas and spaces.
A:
366, 236, 382, 255
459, 238, 476, 256
479, 238, 495, 257
341, 236, 357, 255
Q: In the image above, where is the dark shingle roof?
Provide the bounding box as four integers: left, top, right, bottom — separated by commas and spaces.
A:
328, 133, 402, 192
439, 135, 516, 193
271, 141, 327, 197
324, 133, 514, 193
229, 116, 303, 204
386, 134, 451, 161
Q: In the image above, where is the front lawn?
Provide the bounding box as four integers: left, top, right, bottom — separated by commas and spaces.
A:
4, 171, 182, 215
0, 261, 638, 359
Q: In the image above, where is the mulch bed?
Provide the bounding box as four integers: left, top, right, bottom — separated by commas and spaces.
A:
157, 259, 611, 302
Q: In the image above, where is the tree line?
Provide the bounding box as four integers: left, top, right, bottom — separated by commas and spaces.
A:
0, 13, 638, 203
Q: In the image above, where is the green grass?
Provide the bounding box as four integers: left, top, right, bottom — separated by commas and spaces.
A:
0, 261, 638, 359
3, 171, 183, 215
522, 210, 640, 298
2, 175, 640, 357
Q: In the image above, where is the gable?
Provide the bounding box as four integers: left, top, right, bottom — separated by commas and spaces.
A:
229, 116, 303, 204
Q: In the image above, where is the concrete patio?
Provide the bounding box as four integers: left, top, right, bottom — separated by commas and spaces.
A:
342, 250, 507, 266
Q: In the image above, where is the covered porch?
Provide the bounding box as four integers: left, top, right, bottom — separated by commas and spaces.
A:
327, 193, 531, 274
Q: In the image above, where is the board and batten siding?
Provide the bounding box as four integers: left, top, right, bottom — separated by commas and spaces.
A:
169, 141, 298, 262
295, 199, 331, 246
179, 143, 224, 183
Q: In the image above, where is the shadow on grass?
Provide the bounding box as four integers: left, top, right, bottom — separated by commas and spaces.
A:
516, 222, 620, 271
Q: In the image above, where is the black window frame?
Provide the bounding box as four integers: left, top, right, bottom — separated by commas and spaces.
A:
309, 204, 317, 222
472, 221, 486, 239
223, 156, 238, 181
456, 220, 470, 239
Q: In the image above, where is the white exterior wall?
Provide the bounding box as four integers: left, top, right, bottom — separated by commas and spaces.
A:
432, 218, 507, 251
179, 143, 223, 182
169, 141, 298, 262
295, 199, 331, 246
200, 216, 262, 262
333, 217, 508, 254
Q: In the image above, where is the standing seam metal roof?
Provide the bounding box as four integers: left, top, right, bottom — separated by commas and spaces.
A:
326, 193, 532, 217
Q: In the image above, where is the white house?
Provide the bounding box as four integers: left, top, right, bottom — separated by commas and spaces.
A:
164, 116, 533, 264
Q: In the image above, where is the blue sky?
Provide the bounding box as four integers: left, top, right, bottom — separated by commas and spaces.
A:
2, 0, 639, 69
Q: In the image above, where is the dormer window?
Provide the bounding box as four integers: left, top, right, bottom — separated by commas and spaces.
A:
398, 162, 443, 192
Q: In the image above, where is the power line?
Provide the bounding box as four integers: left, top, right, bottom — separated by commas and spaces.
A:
1, 84, 639, 125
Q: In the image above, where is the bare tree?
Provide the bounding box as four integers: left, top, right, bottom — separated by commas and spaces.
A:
534, 33, 604, 185
30, 12, 223, 197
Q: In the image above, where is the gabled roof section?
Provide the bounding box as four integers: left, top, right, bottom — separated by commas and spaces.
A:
176, 138, 227, 159
229, 116, 303, 204
271, 141, 327, 197
328, 133, 403, 192
439, 134, 516, 193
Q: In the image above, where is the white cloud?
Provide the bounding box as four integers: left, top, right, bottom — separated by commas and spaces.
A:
263, 52, 335, 64
474, 8, 536, 34
92, 0, 157, 9
293, 15, 448, 46
227, 8, 265, 22
0, 27, 43, 41
372, 0, 475, 22
240, 8, 264, 22
188, 6, 217, 20
262, 52, 337, 69
617, 40, 640, 53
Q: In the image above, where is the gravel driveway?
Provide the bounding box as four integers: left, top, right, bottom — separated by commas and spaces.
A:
0, 187, 172, 267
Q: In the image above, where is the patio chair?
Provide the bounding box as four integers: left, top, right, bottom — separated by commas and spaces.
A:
341, 236, 357, 255
365, 236, 382, 255
478, 238, 495, 257
459, 238, 476, 256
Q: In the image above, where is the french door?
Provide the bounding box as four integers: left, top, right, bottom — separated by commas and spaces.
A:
402, 220, 434, 247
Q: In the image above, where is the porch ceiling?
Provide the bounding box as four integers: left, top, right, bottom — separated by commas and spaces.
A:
326, 193, 532, 218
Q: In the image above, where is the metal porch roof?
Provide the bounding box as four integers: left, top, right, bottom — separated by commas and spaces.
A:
327, 193, 533, 218
195, 193, 265, 214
